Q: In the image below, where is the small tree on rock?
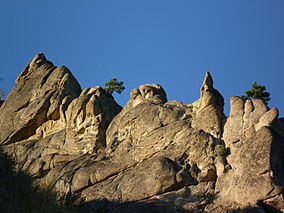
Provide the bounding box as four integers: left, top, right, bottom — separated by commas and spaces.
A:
104, 78, 125, 95
241, 82, 270, 106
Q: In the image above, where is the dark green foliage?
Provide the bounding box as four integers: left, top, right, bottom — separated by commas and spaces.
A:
104, 78, 125, 95
0, 77, 4, 100
241, 82, 270, 105
214, 144, 226, 156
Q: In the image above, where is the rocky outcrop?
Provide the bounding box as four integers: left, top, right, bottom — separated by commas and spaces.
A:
191, 71, 225, 139
0, 53, 283, 212
0, 53, 122, 200
213, 97, 284, 211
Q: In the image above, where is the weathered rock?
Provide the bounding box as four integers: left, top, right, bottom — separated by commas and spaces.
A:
0, 53, 122, 199
222, 97, 272, 157
255, 107, 279, 131
191, 71, 225, 138
0, 54, 284, 212
139, 83, 167, 103
61, 86, 122, 155
72, 102, 217, 202
217, 111, 284, 208
0, 53, 81, 145
81, 156, 181, 202
116, 183, 215, 213
221, 96, 244, 150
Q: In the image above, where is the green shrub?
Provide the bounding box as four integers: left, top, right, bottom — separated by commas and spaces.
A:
214, 144, 226, 156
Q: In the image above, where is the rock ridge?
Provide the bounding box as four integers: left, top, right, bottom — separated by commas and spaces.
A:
0, 53, 283, 212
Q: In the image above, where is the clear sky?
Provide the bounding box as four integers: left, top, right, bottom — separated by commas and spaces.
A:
1, 1, 283, 116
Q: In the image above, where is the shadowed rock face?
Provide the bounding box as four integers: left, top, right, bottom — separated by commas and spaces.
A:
0, 53, 284, 212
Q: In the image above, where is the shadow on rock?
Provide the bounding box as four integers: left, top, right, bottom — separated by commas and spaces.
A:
0, 147, 79, 213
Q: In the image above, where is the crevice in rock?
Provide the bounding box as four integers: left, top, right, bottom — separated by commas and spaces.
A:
15, 101, 30, 112
257, 200, 283, 213
39, 67, 56, 89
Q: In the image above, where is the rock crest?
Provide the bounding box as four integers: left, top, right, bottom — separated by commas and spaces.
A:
0, 54, 283, 212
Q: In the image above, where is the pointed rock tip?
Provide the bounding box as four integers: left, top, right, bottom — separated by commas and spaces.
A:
32, 52, 46, 61
15, 53, 50, 84
202, 70, 213, 87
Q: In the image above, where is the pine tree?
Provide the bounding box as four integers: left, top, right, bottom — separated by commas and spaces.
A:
241, 82, 270, 106
104, 78, 125, 95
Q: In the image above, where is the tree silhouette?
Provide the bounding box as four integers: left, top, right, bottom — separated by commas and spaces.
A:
241, 82, 270, 106
104, 78, 125, 95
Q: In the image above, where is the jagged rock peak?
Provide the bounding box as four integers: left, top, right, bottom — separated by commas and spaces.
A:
0, 54, 284, 212
202, 70, 213, 88
15, 53, 52, 84
191, 71, 225, 138
0, 53, 82, 144
199, 71, 224, 110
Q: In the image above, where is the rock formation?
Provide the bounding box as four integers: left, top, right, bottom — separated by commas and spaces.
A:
0, 53, 283, 212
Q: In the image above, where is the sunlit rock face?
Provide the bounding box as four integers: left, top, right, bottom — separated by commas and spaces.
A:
0, 53, 283, 213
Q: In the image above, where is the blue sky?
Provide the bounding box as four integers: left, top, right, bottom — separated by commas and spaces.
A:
1, 1, 283, 116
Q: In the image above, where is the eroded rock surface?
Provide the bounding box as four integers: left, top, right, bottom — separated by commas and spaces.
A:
0, 54, 283, 212
214, 96, 284, 212
0, 53, 122, 200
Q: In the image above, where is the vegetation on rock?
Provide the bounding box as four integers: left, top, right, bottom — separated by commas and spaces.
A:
0, 148, 80, 213
1, 53, 283, 212
214, 144, 227, 156
241, 82, 270, 105
104, 78, 125, 95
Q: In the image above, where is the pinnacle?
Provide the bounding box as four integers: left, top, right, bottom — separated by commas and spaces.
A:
202, 70, 213, 87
